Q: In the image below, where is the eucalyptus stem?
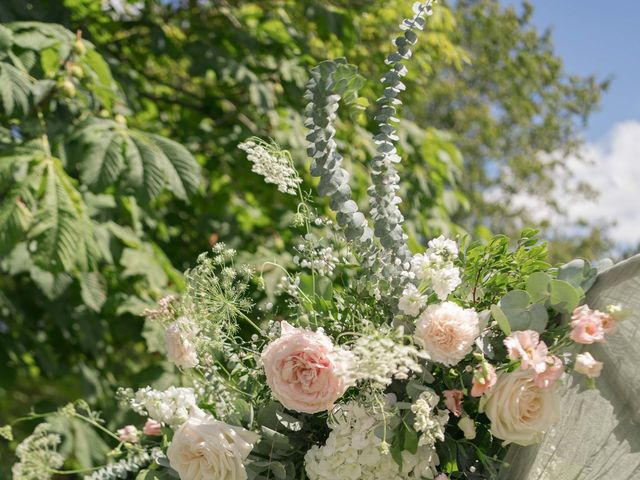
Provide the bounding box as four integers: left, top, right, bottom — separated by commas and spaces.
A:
368, 1, 434, 259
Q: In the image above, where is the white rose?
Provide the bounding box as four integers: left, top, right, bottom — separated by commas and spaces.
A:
165, 317, 199, 369
167, 413, 259, 480
482, 369, 560, 446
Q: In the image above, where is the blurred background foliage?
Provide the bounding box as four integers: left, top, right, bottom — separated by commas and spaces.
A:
0, 0, 611, 474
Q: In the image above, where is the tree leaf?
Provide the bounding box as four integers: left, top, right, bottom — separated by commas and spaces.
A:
0, 62, 32, 117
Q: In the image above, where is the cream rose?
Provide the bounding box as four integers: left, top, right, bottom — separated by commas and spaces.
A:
167, 413, 259, 480
482, 369, 560, 446
414, 302, 479, 366
261, 321, 349, 414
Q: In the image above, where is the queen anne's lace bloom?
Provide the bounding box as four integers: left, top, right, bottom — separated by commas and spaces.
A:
345, 328, 429, 387
305, 402, 439, 480
238, 138, 302, 195
12, 423, 64, 480
131, 386, 199, 427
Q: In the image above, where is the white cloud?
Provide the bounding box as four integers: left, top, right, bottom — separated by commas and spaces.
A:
562, 121, 640, 247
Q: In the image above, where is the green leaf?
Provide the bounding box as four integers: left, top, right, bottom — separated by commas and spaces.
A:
29, 160, 95, 272
526, 271, 551, 303
549, 279, 581, 313
82, 48, 117, 110
79, 271, 107, 312
558, 258, 598, 292
0, 62, 32, 116
490, 304, 511, 335
497, 289, 549, 332
0, 25, 13, 56
68, 120, 200, 201
436, 436, 459, 473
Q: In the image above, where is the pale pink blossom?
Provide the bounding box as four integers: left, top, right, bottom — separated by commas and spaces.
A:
443, 389, 464, 417
165, 317, 199, 369
143, 419, 162, 436
414, 302, 480, 366
435, 474, 449, 480
471, 362, 497, 397
534, 355, 564, 388
261, 321, 349, 414
504, 330, 548, 373
570, 305, 606, 344
117, 425, 138, 443
574, 352, 603, 378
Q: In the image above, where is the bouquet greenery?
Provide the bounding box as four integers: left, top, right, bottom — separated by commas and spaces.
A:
4, 2, 628, 480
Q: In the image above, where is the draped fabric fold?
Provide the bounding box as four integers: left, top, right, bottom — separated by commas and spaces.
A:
499, 254, 640, 479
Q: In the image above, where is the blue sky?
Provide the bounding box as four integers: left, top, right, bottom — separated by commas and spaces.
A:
501, 1, 640, 248
501, 0, 640, 141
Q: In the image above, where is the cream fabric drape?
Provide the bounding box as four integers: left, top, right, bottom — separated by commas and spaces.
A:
498, 254, 640, 480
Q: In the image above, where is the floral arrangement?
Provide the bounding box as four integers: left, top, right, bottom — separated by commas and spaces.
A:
3, 2, 630, 480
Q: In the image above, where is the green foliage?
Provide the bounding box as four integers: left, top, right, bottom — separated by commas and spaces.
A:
0, 20, 201, 472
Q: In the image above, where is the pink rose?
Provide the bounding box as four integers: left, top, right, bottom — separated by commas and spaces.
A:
443, 389, 464, 417
534, 355, 564, 388
261, 321, 348, 414
570, 305, 606, 344
471, 362, 497, 397
143, 419, 162, 436
504, 330, 548, 373
414, 302, 480, 366
574, 352, 603, 378
117, 425, 138, 443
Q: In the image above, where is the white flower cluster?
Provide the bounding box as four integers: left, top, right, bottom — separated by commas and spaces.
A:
398, 284, 427, 316
130, 386, 199, 427
238, 138, 302, 195
12, 423, 64, 480
83, 448, 162, 480
411, 389, 449, 447
305, 402, 439, 480
276, 274, 300, 297
293, 243, 338, 277
410, 236, 461, 301
345, 329, 429, 387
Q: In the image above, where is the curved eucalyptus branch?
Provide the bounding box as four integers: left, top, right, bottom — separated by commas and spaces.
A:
368, 1, 434, 259
304, 59, 373, 246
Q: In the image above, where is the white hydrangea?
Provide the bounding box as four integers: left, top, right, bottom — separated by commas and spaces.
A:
238, 138, 302, 195
305, 402, 439, 480
411, 389, 449, 447
131, 386, 199, 427
344, 328, 429, 387
398, 284, 428, 317
410, 236, 461, 300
